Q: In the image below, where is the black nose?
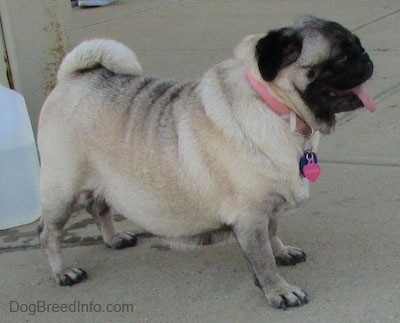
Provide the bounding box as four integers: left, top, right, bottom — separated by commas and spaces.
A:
361, 52, 370, 62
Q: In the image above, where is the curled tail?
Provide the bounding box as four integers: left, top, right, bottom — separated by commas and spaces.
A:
57, 39, 142, 82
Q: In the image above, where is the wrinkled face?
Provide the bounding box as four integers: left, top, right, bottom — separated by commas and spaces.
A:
256, 16, 374, 129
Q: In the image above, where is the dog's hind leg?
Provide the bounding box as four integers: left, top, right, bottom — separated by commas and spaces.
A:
85, 195, 137, 250
268, 214, 306, 266
38, 190, 88, 286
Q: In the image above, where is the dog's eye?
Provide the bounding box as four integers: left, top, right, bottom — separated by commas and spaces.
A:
307, 68, 317, 79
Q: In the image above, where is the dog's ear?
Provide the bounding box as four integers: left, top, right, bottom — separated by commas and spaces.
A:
256, 28, 303, 81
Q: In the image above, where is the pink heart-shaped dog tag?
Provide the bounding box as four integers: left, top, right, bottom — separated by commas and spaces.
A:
302, 163, 321, 182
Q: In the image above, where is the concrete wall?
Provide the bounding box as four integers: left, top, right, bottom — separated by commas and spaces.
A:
0, 0, 73, 134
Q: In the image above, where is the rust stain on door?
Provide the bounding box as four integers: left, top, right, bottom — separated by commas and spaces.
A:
42, 0, 71, 94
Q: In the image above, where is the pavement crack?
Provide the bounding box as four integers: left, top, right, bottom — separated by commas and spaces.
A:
374, 81, 400, 103
352, 7, 400, 32
320, 160, 400, 168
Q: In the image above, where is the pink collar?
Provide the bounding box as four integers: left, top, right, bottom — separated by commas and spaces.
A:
246, 69, 312, 136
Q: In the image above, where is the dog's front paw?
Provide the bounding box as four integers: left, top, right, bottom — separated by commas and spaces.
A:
275, 246, 306, 266
57, 268, 87, 286
266, 285, 308, 310
107, 232, 138, 249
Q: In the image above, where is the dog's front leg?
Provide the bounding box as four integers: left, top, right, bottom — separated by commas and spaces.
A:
233, 211, 308, 309
269, 214, 307, 266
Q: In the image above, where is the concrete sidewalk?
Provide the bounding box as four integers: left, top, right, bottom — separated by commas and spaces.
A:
1, 1, 399, 322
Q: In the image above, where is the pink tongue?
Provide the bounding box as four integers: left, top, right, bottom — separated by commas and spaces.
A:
351, 86, 376, 112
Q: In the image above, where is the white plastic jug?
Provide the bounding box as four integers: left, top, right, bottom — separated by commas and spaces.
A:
0, 85, 41, 229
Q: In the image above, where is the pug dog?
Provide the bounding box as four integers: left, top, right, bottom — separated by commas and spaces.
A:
37, 15, 375, 309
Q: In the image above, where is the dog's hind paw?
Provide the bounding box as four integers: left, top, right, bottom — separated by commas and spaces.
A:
107, 232, 138, 249
275, 246, 306, 266
58, 268, 87, 286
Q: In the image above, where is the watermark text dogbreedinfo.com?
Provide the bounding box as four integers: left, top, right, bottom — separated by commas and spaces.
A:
9, 300, 134, 315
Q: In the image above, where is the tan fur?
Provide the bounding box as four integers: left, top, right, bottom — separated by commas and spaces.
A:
38, 37, 310, 306
38, 16, 372, 308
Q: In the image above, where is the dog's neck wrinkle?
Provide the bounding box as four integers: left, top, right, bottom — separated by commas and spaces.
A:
246, 70, 312, 137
